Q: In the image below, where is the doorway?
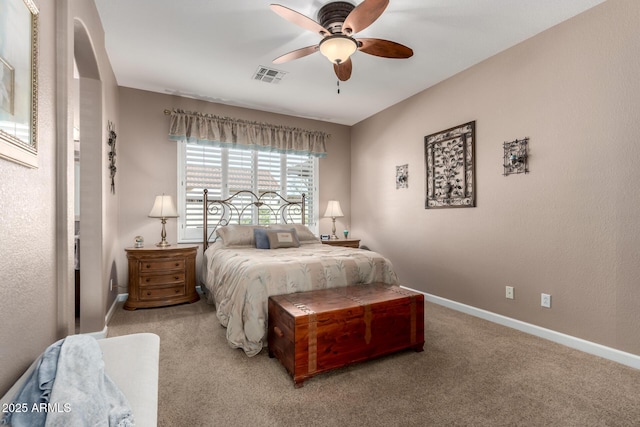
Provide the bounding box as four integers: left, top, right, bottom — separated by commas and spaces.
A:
73, 19, 104, 334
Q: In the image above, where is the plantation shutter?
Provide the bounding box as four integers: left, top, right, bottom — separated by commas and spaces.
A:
178, 142, 318, 242
256, 151, 283, 223
227, 148, 257, 224
183, 144, 222, 236
284, 154, 315, 225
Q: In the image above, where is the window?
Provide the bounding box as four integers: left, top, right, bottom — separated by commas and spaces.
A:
177, 141, 318, 242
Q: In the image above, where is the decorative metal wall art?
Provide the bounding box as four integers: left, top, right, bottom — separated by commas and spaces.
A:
424, 121, 476, 209
107, 121, 117, 194
503, 137, 529, 176
396, 164, 408, 189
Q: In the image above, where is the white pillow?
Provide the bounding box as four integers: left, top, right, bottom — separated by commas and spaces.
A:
268, 224, 318, 242
216, 225, 264, 247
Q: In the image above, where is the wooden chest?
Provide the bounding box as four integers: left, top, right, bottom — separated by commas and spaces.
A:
268, 283, 424, 387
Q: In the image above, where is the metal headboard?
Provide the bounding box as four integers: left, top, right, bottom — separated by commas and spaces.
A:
203, 189, 306, 251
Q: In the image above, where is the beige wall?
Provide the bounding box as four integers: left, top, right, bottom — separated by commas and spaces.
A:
116, 88, 351, 287
69, 0, 121, 333
2, 0, 637, 398
0, 0, 119, 394
351, 0, 640, 355
0, 0, 58, 396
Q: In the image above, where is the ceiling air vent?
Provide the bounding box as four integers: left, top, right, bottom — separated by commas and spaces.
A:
253, 66, 287, 84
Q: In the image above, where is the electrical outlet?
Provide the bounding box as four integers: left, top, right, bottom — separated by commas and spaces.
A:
505, 286, 514, 300
541, 293, 551, 308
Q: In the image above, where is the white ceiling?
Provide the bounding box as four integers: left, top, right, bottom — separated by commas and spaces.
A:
94, 0, 604, 126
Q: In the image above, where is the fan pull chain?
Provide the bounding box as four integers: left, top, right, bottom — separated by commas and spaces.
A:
337, 80, 340, 94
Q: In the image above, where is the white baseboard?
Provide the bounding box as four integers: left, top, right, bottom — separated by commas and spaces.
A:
104, 293, 128, 328
403, 287, 640, 370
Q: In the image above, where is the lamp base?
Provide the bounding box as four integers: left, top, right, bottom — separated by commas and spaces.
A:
330, 217, 340, 240
156, 218, 171, 247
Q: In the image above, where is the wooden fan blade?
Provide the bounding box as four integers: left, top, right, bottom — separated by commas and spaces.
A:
343, 0, 389, 35
273, 45, 319, 64
358, 38, 413, 58
270, 4, 330, 36
334, 58, 352, 81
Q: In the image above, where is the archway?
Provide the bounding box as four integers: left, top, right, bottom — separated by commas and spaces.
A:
56, 12, 105, 336
73, 20, 104, 334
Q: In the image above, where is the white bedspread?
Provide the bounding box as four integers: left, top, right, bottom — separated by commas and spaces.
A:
203, 241, 398, 356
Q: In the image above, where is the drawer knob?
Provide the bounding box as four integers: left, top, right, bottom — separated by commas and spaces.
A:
175, 276, 179, 280
175, 289, 180, 293
146, 264, 151, 268
273, 326, 284, 338
146, 278, 150, 282
175, 263, 180, 267
147, 291, 151, 296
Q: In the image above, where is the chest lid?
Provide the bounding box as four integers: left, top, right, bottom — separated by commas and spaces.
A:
270, 283, 417, 319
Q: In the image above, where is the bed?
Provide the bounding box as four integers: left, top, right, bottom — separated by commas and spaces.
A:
200, 190, 399, 356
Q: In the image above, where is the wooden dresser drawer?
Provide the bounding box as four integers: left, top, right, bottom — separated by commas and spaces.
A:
124, 245, 200, 310
139, 284, 186, 300
140, 259, 184, 272
139, 272, 185, 286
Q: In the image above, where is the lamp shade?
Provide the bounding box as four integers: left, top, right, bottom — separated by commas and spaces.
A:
148, 195, 178, 218
323, 200, 344, 218
319, 35, 358, 64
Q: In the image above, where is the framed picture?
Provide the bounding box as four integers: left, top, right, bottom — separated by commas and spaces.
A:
0, 0, 39, 168
424, 121, 476, 209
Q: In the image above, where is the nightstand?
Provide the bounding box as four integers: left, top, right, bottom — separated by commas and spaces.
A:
321, 238, 361, 248
124, 245, 200, 310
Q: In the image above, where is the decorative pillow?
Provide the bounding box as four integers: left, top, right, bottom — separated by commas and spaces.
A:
216, 225, 264, 247
266, 229, 300, 249
254, 228, 271, 249
268, 224, 319, 242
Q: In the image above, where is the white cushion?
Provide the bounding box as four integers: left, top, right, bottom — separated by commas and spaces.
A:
1, 333, 160, 427
98, 333, 160, 427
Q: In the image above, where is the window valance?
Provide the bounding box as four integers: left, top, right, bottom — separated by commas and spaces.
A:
167, 109, 328, 158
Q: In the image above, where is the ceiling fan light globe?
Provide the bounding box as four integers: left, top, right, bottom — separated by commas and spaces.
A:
319, 35, 358, 65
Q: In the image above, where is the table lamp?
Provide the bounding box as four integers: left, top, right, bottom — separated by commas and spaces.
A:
323, 200, 344, 240
148, 194, 178, 247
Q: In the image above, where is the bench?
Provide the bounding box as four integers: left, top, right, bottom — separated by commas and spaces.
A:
1, 333, 160, 427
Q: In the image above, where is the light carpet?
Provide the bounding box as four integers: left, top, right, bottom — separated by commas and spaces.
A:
107, 298, 640, 426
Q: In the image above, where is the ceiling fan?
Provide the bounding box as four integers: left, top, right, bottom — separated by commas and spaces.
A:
270, 0, 413, 81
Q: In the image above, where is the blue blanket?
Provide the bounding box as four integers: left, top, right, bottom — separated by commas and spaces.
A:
1, 339, 63, 427
2, 335, 134, 427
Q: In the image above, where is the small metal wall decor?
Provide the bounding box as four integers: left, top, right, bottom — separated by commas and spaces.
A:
396, 164, 408, 189
107, 121, 117, 194
424, 121, 476, 208
503, 137, 529, 176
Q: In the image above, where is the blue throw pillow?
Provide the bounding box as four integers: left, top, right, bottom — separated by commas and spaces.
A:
254, 228, 270, 249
